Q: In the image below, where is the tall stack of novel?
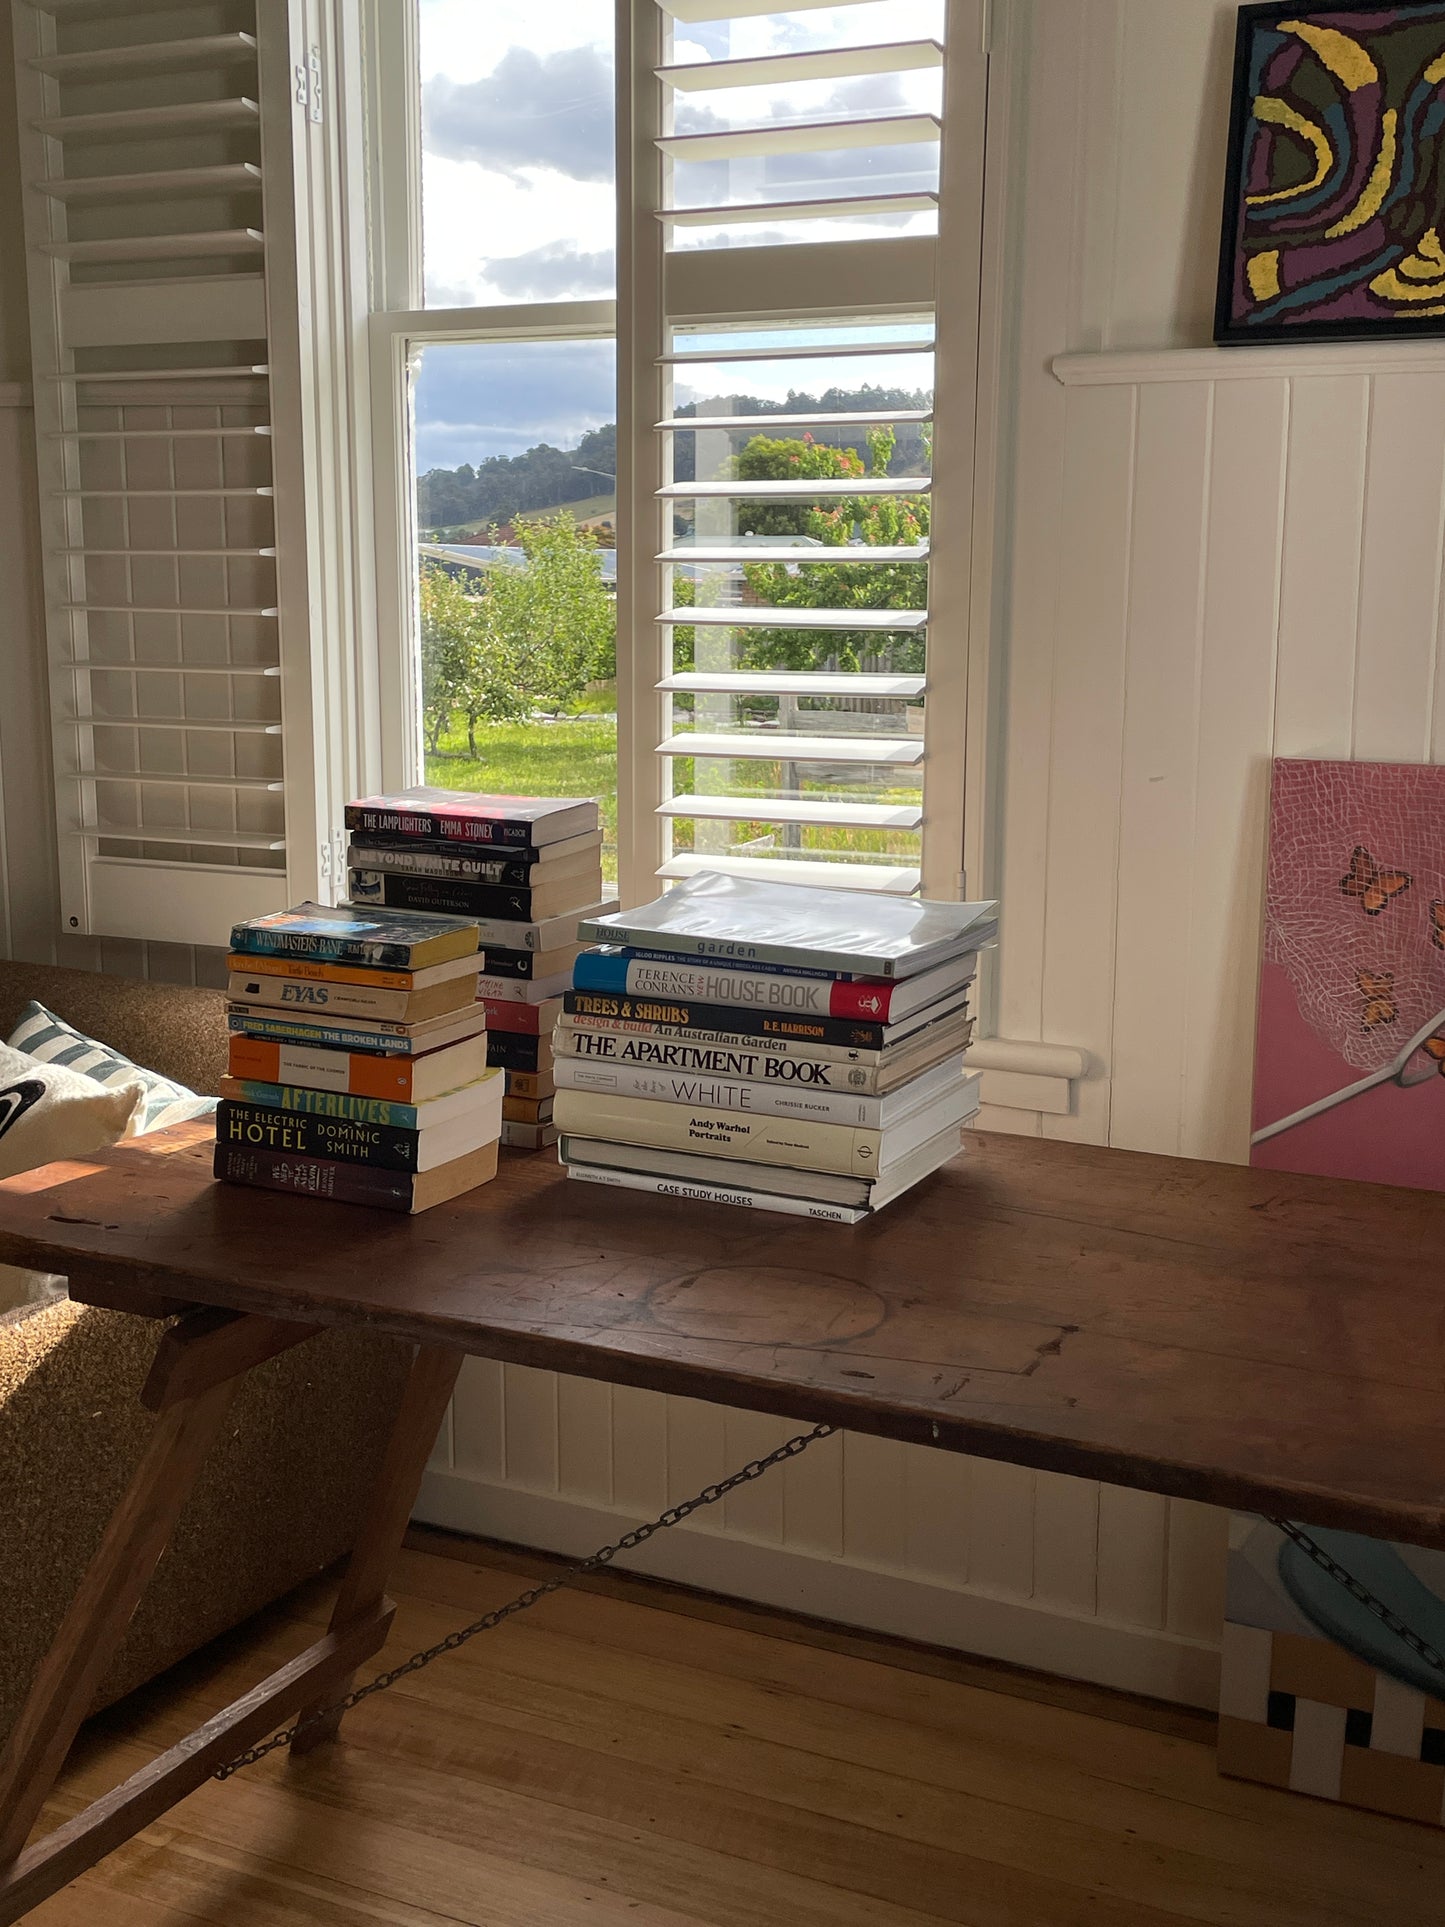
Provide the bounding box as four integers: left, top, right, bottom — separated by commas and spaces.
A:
217, 901, 502, 1211
344, 788, 615, 1149
555, 872, 998, 1223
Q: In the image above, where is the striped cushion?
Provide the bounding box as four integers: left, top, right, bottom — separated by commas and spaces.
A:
7, 1000, 216, 1136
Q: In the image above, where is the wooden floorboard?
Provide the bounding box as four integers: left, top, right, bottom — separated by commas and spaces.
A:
24, 1542, 1445, 1927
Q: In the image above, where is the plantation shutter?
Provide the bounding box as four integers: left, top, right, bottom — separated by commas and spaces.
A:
10, 0, 368, 948
616, 0, 986, 903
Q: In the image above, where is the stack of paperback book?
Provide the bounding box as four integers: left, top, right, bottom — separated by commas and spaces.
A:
554, 872, 998, 1223
216, 901, 502, 1212
343, 788, 616, 1149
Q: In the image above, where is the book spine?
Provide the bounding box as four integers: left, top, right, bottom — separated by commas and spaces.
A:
563, 989, 889, 1050
563, 1160, 865, 1224
345, 805, 531, 845
214, 1139, 420, 1209
230, 927, 424, 968
349, 846, 541, 882
587, 953, 898, 1021
482, 997, 559, 1035
225, 1011, 413, 1053
219, 1077, 427, 1129
224, 951, 425, 989
218, 1100, 421, 1172
554, 1013, 881, 1073
575, 920, 890, 979
500, 1120, 558, 1150
486, 1031, 550, 1072
360, 873, 540, 919
227, 975, 419, 1020
551, 1090, 876, 1176
553, 1057, 884, 1126
228, 1036, 419, 1099
503, 1069, 554, 1100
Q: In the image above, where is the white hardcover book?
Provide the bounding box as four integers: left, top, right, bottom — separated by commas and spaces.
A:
476, 970, 576, 1004
564, 1162, 866, 1224
471, 901, 619, 952
561, 1098, 979, 1209
553, 1011, 975, 1093
553, 1051, 967, 1128
552, 1080, 978, 1178
581, 870, 998, 978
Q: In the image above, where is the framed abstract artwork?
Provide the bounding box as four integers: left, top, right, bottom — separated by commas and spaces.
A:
1216, 3, 1445, 343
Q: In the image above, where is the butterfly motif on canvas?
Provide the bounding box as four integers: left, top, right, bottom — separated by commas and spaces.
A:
1357, 971, 1398, 1030
1422, 1033, 1445, 1077
1339, 847, 1412, 916
1430, 902, 1445, 952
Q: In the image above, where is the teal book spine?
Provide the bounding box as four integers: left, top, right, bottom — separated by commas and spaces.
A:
225, 1079, 425, 1130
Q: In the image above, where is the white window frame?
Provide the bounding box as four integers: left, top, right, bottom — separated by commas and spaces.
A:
362, 0, 990, 909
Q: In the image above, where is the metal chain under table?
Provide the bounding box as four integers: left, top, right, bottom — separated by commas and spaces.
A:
215, 1419, 839, 1778
212, 1433, 1445, 1781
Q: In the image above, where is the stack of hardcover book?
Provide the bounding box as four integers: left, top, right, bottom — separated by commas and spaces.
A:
216, 901, 502, 1212
343, 788, 616, 1149
554, 872, 998, 1223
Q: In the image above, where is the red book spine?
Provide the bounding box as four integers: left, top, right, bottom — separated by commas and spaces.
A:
482, 997, 552, 1034
826, 978, 896, 1021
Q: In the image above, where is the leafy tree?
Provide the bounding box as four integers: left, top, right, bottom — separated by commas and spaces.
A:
727, 430, 929, 675
418, 516, 615, 755
482, 513, 616, 717
419, 563, 484, 755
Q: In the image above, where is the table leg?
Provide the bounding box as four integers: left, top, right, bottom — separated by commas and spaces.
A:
0, 1377, 239, 1866
290, 1344, 462, 1756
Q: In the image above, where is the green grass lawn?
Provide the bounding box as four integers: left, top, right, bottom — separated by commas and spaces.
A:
426, 705, 922, 888
428, 714, 620, 884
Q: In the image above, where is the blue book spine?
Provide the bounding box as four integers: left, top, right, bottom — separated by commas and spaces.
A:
617, 947, 845, 982
571, 951, 632, 994
226, 1012, 411, 1055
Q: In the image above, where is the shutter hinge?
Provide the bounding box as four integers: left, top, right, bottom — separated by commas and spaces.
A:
295, 47, 324, 124
319, 828, 346, 901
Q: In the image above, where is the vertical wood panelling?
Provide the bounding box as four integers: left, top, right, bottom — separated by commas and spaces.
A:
841, 1433, 909, 1569
450, 1357, 504, 1484
721, 1410, 789, 1544
902, 1441, 972, 1588
557, 1378, 614, 1510
665, 1394, 726, 1534
1180, 379, 1289, 1164
1096, 1486, 1168, 1629
1031, 1471, 1100, 1617
1273, 377, 1370, 758
1037, 382, 1136, 1146
611, 1384, 668, 1516
966, 1459, 1036, 1597
501, 1364, 558, 1494
1352, 374, 1445, 764
1108, 381, 1213, 1155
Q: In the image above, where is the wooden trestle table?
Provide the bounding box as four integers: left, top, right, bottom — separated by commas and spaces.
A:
1, 1118, 1443, 1918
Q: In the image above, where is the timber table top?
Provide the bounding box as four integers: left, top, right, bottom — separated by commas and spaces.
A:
0, 1121, 1441, 1547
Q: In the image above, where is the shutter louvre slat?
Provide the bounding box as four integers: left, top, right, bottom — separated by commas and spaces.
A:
658, 732, 924, 766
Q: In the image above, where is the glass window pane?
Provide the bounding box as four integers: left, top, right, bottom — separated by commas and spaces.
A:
411, 338, 618, 886
419, 0, 615, 307
661, 321, 933, 888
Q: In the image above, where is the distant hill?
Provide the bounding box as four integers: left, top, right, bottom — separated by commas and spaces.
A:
416, 388, 931, 531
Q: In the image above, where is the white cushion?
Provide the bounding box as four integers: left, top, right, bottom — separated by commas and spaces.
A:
0, 1042, 144, 1182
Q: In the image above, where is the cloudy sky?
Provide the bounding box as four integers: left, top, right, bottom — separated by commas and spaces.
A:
414, 0, 942, 472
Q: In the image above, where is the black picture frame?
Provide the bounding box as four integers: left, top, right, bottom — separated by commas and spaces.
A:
1214, 1, 1445, 346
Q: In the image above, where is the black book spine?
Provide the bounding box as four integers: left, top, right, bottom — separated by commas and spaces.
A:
478, 946, 539, 980
217, 1100, 420, 1172
345, 806, 530, 845
351, 844, 540, 881
214, 1140, 419, 1208
561, 989, 889, 1051
486, 1030, 547, 1072
377, 874, 537, 919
